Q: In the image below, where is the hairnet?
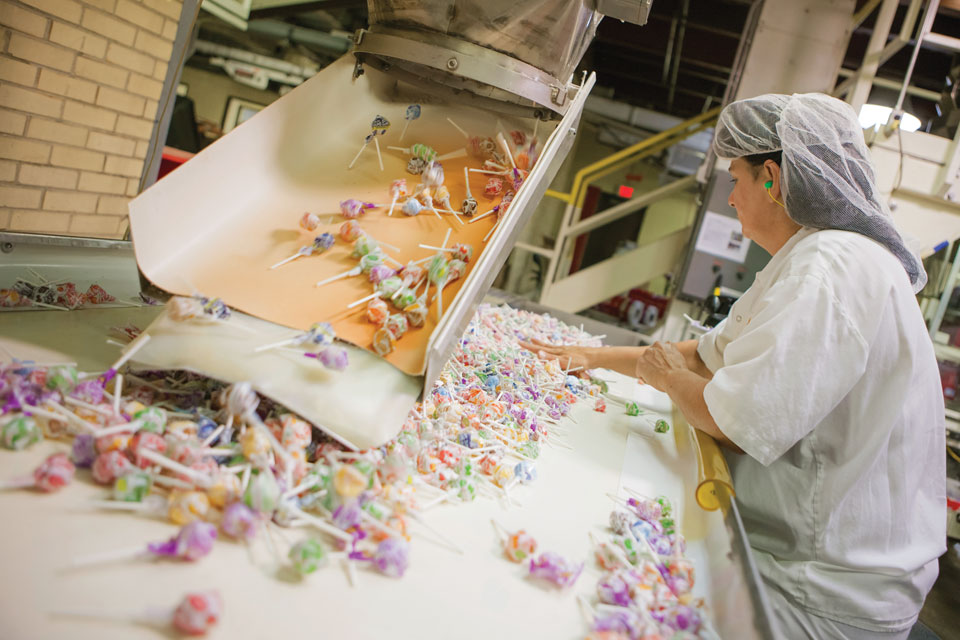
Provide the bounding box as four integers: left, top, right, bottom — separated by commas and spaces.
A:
713, 93, 927, 292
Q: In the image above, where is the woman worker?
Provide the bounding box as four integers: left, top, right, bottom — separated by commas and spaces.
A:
521, 93, 946, 638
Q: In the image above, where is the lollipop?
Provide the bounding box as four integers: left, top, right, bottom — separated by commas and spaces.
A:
0, 452, 75, 492
384, 314, 408, 340
340, 199, 375, 220
461, 167, 478, 216
406, 156, 427, 175
289, 538, 329, 575
359, 251, 385, 273
528, 551, 583, 588
299, 212, 321, 231
388, 143, 437, 163
92, 450, 135, 484
349, 115, 390, 171
243, 470, 280, 513
270, 233, 335, 269
401, 198, 423, 217
483, 176, 503, 198
113, 470, 152, 501
388, 179, 408, 216
221, 501, 257, 540
339, 220, 362, 242
69, 521, 218, 568
2, 415, 41, 450
625, 401, 641, 417
421, 161, 444, 188
393, 287, 417, 309
492, 521, 537, 563
368, 265, 397, 285
366, 298, 389, 325
400, 104, 420, 141
453, 243, 473, 262
404, 301, 427, 328
372, 327, 395, 357
254, 322, 336, 353
316, 265, 362, 288
372, 537, 409, 578
314, 345, 349, 371
54, 590, 222, 636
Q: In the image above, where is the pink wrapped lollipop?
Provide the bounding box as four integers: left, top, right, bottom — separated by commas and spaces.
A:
299, 212, 321, 231
491, 521, 537, 563
340, 199, 375, 220
452, 243, 473, 262
339, 219, 362, 242
384, 313, 408, 340
483, 177, 503, 198
388, 179, 408, 216
528, 551, 583, 588
54, 590, 222, 636
0, 452, 75, 492
368, 265, 396, 285
221, 501, 257, 540
92, 450, 135, 485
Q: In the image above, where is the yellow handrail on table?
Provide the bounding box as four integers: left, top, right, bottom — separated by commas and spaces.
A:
673, 407, 735, 512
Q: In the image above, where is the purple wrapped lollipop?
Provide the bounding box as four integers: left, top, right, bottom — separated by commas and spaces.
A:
528, 551, 583, 588
221, 502, 257, 540
373, 537, 409, 578
71, 433, 97, 468
148, 521, 218, 561
597, 571, 634, 607
318, 346, 349, 372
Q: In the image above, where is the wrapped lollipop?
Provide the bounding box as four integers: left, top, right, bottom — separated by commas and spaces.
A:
421, 161, 444, 189
483, 176, 503, 198
339, 220, 362, 242
392, 287, 417, 309
270, 233, 335, 269
53, 590, 222, 636
401, 197, 423, 217
387, 143, 437, 163
384, 314, 408, 340
221, 501, 257, 540
453, 243, 474, 263
491, 521, 537, 563
403, 301, 427, 328
368, 537, 409, 578
2, 415, 41, 450
289, 538, 332, 575
166, 295, 233, 326
372, 327, 395, 357
468, 135, 496, 158
461, 167, 478, 216
387, 179, 408, 216
368, 265, 397, 285
69, 521, 217, 568
0, 452, 75, 492
254, 322, 335, 353
399, 104, 420, 142
299, 212, 321, 231
528, 551, 584, 588
348, 115, 389, 171
366, 298, 389, 325
340, 199, 376, 220
406, 157, 427, 175
308, 345, 349, 371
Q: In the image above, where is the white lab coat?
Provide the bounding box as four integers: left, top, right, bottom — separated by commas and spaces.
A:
697, 227, 946, 633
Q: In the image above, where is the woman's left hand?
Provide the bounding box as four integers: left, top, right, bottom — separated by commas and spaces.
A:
635, 342, 688, 391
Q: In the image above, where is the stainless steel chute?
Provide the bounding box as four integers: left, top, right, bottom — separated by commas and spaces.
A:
355, 0, 652, 117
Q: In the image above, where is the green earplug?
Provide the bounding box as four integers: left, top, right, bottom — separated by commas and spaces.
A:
764, 180, 773, 189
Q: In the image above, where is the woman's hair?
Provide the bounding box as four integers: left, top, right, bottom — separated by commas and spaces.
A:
743, 151, 782, 176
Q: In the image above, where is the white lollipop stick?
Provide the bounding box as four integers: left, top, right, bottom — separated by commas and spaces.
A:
28, 298, 69, 311
386, 145, 410, 153
497, 132, 517, 170
468, 208, 497, 223
348, 140, 369, 170
270, 249, 308, 270
387, 194, 399, 217
108, 333, 152, 373
418, 245, 455, 252
366, 236, 401, 252
483, 219, 500, 242
112, 374, 122, 415
285, 503, 353, 543
407, 510, 463, 554
69, 545, 150, 568
96, 421, 141, 437
0, 476, 35, 490
63, 396, 112, 417
253, 335, 301, 353
399, 119, 411, 142
136, 449, 212, 487
440, 228, 452, 249
446, 117, 469, 139
316, 266, 361, 288
468, 168, 509, 175
347, 292, 381, 310
87, 495, 167, 515
25, 404, 95, 433
463, 167, 473, 199
201, 425, 225, 447
373, 136, 384, 172
437, 148, 467, 162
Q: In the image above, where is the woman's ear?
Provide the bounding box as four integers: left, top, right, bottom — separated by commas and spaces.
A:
764, 159, 782, 198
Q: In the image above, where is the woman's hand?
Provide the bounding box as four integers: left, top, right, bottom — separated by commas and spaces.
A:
635, 341, 688, 391
518, 338, 594, 373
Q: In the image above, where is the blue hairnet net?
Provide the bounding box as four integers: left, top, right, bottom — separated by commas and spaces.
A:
713, 93, 926, 292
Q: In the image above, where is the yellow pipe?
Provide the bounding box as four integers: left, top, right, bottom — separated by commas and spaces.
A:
555, 106, 722, 205
544, 189, 573, 203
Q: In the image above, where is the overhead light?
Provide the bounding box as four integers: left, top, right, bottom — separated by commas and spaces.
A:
859, 104, 922, 132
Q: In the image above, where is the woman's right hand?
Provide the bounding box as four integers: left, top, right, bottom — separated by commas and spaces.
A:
518, 338, 595, 373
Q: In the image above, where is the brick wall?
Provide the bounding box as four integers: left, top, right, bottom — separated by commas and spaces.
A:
0, 0, 183, 238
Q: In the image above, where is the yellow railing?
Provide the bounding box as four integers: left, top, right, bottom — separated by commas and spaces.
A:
545, 106, 722, 209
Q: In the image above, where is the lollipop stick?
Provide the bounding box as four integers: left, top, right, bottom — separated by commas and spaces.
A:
137, 449, 212, 487
348, 141, 368, 170
347, 292, 380, 310
69, 545, 147, 568
0, 477, 34, 490
387, 195, 399, 217
446, 117, 469, 139
109, 333, 152, 373
112, 374, 122, 415
270, 252, 302, 270
469, 168, 508, 175
468, 208, 497, 224
316, 267, 360, 288
497, 133, 517, 170
286, 504, 353, 543
399, 119, 411, 142
253, 337, 296, 353
483, 219, 500, 243
386, 146, 409, 153
418, 245, 455, 252
440, 228, 452, 249
463, 167, 473, 199
373, 136, 384, 172
437, 148, 467, 162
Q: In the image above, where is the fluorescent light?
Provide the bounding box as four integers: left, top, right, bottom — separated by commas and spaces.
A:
859, 104, 922, 132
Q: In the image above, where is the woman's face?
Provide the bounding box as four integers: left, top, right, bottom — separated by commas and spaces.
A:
727, 157, 771, 241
